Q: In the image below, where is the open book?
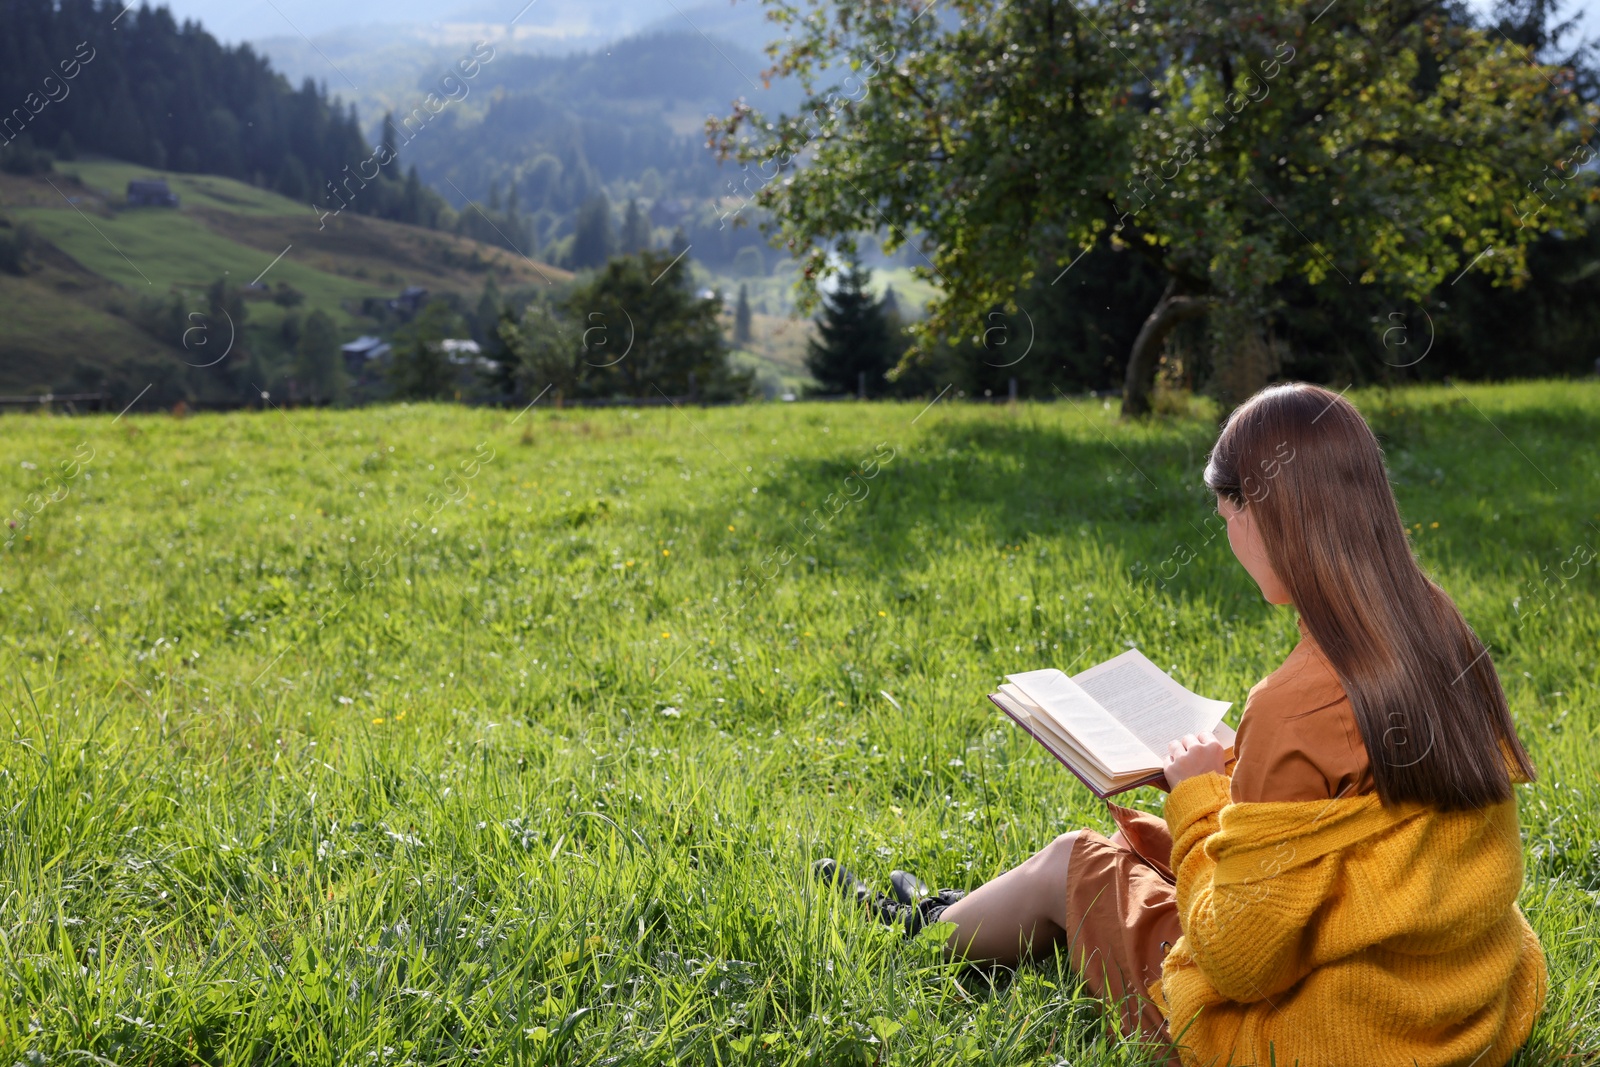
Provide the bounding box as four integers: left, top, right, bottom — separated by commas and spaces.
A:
989, 649, 1235, 798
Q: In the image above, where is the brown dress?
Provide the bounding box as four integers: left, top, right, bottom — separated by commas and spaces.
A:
1061, 617, 1376, 1042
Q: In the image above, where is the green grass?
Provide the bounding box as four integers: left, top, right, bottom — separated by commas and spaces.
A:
11, 204, 392, 316
0, 161, 571, 393
0, 271, 170, 393
65, 161, 308, 217
0, 382, 1596, 1065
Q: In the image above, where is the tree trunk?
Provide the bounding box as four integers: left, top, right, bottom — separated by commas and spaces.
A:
1120, 279, 1210, 418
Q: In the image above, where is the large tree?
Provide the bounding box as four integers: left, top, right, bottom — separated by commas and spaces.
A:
711, 0, 1593, 415
501, 250, 753, 401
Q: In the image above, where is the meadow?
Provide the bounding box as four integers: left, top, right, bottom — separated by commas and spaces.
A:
0, 382, 1596, 1065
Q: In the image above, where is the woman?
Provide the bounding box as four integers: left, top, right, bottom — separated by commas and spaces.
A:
820, 384, 1546, 1066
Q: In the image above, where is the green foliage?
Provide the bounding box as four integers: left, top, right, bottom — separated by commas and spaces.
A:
890, 247, 1168, 398
502, 298, 581, 400
0, 383, 1595, 1063
295, 309, 346, 405
389, 300, 462, 400
715, 0, 1597, 405
454, 195, 535, 257
0, 134, 54, 176
279, 310, 304, 351
501, 251, 753, 401
272, 282, 306, 309
0, 215, 35, 275
806, 261, 897, 397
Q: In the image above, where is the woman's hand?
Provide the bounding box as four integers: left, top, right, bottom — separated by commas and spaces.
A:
1164, 732, 1228, 790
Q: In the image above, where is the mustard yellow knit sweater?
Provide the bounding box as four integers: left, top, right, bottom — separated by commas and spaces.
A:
1151, 772, 1546, 1067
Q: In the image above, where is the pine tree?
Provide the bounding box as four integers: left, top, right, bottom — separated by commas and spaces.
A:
402, 167, 423, 225
734, 284, 753, 347
381, 112, 400, 172
571, 194, 615, 269
620, 198, 651, 253
805, 262, 894, 397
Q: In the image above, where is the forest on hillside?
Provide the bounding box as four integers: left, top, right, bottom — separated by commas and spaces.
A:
5, 0, 1600, 411
0, 0, 425, 220
0, 1, 787, 273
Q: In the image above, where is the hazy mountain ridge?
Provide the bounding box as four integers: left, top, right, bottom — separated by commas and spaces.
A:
250, 0, 782, 121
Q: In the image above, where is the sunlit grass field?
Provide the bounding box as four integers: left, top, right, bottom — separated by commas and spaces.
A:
1, 382, 1596, 1065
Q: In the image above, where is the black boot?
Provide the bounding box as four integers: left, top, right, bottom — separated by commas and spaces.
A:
917, 887, 967, 929
889, 869, 965, 932
890, 869, 929, 905
814, 859, 965, 937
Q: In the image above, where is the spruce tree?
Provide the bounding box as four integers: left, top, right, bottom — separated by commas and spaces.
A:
572, 194, 616, 269
402, 167, 424, 225
621, 198, 651, 253
381, 112, 400, 172
734, 284, 753, 347
805, 262, 893, 397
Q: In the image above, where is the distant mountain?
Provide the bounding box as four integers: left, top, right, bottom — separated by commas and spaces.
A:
164, 0, 774, 51
249, 1, 786, 142
256, 23, 798, 271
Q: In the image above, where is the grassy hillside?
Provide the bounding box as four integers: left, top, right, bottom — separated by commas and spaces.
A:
0, 382, 1595, 1063
0, 160, 569, 397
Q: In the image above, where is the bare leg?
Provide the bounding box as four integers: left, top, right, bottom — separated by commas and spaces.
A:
937, 831, 1080, 966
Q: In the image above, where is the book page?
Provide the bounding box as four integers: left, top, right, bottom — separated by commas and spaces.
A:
985, 687, 1126, 796
1070, 649, 1232, 757
992, 689, 1121, 794
1004, 669, 1158, 774
998, 685, 1127, 775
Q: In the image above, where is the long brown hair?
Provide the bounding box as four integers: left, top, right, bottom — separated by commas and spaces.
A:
1203, 383, 1535, 809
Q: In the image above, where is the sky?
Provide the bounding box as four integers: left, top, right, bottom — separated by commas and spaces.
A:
143, 0, 1600, 48
139, 0, 697, 47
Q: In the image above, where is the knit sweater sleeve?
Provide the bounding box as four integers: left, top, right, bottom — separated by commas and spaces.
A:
1165, 772, 1331, 1004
